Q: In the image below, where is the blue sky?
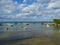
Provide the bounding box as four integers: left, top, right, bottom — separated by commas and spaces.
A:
13, 0, 37, 4
0, 0, 60, 21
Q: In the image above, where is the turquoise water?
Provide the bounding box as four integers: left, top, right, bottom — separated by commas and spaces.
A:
0, 23, 60, 45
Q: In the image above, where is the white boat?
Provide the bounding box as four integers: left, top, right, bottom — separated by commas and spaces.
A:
23, 26, 27, 29
47, 24, 50, 27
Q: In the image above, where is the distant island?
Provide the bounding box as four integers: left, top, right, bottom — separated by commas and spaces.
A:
0, 20, 53, 23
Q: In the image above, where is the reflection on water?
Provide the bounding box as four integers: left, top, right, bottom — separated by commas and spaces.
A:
0, 23, 60, 45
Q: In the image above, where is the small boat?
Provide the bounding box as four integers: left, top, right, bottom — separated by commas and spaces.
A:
47, 24, 50, 27
26, 24, 29, 25
23, 26, 27, 29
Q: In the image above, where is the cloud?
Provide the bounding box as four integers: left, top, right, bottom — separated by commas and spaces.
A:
23, 0, 27, 3
48, 0, 60, 9
0, 0, 16, 14
0, 0, 60, 21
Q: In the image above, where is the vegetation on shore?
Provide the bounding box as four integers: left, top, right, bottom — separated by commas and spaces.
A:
53, 19, 60, 26
53, 19, 60, 24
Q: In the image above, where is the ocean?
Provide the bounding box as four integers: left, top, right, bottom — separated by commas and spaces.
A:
0, 22, 60, 45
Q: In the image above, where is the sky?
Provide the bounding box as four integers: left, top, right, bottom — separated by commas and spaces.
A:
0, 0, 60, 21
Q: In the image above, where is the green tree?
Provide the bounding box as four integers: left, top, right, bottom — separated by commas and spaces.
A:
54, 19, 60, 24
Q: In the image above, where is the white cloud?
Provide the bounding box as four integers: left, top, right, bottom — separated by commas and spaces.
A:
22, 3, 37, 13
0, 0, 16, 14
0, 0, 60, 21
48, 0, 60, 9
23, 0, 27, 3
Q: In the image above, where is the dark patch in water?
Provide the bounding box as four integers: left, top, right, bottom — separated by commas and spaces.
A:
0, 36, 32, 45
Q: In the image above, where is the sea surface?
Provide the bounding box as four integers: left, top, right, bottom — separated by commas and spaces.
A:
0, 23, 60, 45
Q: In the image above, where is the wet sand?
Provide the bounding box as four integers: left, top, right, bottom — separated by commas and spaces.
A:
0, 36, 60, 45
0, 30, 60, 45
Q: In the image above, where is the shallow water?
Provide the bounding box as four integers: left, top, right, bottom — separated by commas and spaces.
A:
0, 23, 60, 45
